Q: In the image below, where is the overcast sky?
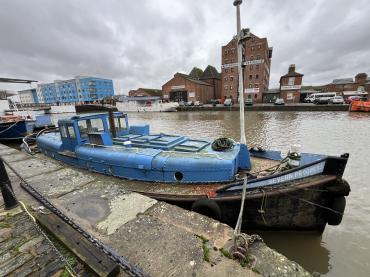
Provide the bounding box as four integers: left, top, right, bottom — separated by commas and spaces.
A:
1, 0, 369, 93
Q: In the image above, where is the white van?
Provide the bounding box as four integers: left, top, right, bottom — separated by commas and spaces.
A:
304, 93, 336, 103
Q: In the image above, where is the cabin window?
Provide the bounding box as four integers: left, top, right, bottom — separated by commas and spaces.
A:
60, 126, 68, 138
112, 117, 127, 133
78, 118, 105, 139
67, 126, 76, 138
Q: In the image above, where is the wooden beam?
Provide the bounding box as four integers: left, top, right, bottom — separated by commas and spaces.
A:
35, 212, 120, 277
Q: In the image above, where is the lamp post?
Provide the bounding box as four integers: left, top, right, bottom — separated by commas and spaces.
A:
233, 0, 246, 145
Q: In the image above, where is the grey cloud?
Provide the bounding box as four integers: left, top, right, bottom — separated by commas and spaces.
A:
0, 0, 369, 93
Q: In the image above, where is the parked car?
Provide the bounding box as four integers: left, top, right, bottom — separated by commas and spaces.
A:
194, 101, 203, 106
345, 95, 361, 104
245, 99, 253, 106
224, 99, 233, 106
329, 96, 344, 104
274, 98, 285, 105
314, 95, 335, 104
185, 101, 194, 106
178, 101, 185, 106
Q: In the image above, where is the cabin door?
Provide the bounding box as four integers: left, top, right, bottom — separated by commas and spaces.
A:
60, 124, 79, 152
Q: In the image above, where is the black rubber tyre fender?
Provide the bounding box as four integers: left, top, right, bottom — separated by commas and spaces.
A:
191, 199, 222, 221
326, 179, 351, 196
327, 196, 346, 226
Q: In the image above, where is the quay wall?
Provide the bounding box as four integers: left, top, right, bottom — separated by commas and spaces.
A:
177, 104, 349, 112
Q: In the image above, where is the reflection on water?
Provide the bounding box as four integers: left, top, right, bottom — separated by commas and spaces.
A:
6, 110, 370, 276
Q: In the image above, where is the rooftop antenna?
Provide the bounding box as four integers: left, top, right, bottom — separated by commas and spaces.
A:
234, 0, 246, 145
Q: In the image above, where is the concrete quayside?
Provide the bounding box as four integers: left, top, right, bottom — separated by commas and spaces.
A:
0, 143, 312, 276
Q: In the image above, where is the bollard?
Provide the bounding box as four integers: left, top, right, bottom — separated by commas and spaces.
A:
0, 158, 18, 210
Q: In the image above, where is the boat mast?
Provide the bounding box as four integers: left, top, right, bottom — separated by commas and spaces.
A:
234, 0, 246, 145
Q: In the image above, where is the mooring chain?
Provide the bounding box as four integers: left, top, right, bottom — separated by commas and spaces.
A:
1, 158, 150, 277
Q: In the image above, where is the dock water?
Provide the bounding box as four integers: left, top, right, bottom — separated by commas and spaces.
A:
0, 143, 311, 276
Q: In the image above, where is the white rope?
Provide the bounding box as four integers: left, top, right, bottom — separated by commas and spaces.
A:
234, 176, 248, 235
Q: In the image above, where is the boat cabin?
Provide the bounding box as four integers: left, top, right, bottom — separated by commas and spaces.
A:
37, 112, 252, 183
58, 112, 135, 151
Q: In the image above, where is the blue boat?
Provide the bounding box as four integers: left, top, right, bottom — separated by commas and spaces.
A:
35, 112, 350, 231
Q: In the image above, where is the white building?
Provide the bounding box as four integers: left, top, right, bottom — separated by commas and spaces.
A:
18, 89, 35, 104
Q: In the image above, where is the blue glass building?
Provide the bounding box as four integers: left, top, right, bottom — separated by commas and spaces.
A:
36, 76, 114, 104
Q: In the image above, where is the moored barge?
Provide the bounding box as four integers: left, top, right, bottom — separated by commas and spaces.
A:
36, 112, 350, 232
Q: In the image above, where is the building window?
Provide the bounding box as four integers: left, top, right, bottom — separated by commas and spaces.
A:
224, 77, 228, 81
255, 84, 259, 88
251, 46, 255, 51
256, 64, 259, 70
250, 65, 253, 70
257, 55, 261, 60
231, 68, 234, 72
225, 69, 228, 73
254, 94, 257, 99
256, 74, 259, 79
288, 77, 295, 86
249, 84, 252, 88
230, 86, 233, 90
258, 45, 261, 49
250, 55, 254, 60
249, 75, 252, 80
230, 76, 234, 81
224, 85, 228, 90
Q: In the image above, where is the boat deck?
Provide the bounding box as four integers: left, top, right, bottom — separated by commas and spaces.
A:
113, 133, 211, 152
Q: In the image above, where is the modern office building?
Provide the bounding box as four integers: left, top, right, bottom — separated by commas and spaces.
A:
35, 76, 114, 104
221, 29, 273, 103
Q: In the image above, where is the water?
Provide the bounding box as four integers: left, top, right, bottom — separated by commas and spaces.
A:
16, 111, 370, 276
122, 111, 370, 277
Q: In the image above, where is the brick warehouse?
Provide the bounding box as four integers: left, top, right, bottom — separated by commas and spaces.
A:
162, 66, 221, 103
221, 29, 273, 103
279, 64, 304, 103
323, 73, 370, 100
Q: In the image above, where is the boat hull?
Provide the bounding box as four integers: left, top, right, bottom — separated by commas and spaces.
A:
350, 100, 370, 112
148, 174, 349, 232
0, 120, 32, 140
37, 140, 350, 231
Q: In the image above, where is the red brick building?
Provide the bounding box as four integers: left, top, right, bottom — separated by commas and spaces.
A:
279, 64, 303, 103
162, 66, 221, 103
128, 88, 162, 97
221, 29, 273, 103
323, 73, 369, 99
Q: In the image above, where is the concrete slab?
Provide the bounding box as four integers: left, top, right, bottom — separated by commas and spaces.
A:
26, 167, 94, 198
5, 157, 62, 179
0, 147, 20, 157
1, 152, 32, 163
107, 213, 205, 277
147, 202, 233, 249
